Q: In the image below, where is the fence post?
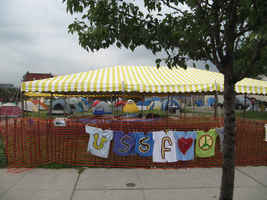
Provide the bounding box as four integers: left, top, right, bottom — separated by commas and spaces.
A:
5, 117, 9, 167
21, 92, 24, 118
49, 93, 53, 116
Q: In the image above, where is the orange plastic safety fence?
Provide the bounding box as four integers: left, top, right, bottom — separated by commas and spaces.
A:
0, 117, 266, 168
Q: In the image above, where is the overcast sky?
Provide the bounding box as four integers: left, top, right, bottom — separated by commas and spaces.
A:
0, 0, 211, 86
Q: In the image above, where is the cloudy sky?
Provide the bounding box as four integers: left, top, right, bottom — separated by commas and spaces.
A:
0, 0, 211, 86
0, 0, 162, 86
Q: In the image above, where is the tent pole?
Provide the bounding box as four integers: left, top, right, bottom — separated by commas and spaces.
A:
214, 81, 218, 119
214, 92, 218, 118
243, 93, 247, 118
184, 95, 186, 118
194, 94, 195, 113
49, 93, 53, 116
111, 94, 114, 119
64, 97, 67, 116
38, 96, 41, 118
21, 92, 24, 118
25, 96, 28, 117
167, 95, 169, 128
142, 95, 144, 117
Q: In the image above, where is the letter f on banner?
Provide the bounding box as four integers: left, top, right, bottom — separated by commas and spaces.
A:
161, 136, 172, 159
93, 133, 107, 150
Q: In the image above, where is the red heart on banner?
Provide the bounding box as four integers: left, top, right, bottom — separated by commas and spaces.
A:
178, 138, 193, 155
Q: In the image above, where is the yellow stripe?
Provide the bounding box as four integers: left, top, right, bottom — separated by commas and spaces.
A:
105, 67, 110, 91
130, 66, 140, 92
81, 72, 89, 92
21, 65, 267, 95
121, 66, 128, 91
135, 66, 147, 92
66, 74, 77, 92
22, 82, 26, 92
117, 66, 122, 91
111, 66, 116, 91
98, 69, 105, 91
60, 74, 71, 92
27, 81, 33, 92
47, 77, 57, 92
31, 80, 40, 92
124, 66, 132, 91
139, 66, 152, 92
73, 72, 84, 91
145, 67, 160, 92
91, 69, 100, 91
54, 75, 65, 91
84, 71, 94, 92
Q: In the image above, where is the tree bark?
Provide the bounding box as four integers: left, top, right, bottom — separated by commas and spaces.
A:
219, 68, 236, 200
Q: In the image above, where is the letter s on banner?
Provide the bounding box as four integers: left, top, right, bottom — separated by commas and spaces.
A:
138, 136, 150, 153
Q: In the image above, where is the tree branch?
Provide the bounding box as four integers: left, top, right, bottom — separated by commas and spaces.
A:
161, 0, 186, 15
239, 39, 267, 79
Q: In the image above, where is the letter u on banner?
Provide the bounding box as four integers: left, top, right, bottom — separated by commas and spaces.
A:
93, 133, 107, 150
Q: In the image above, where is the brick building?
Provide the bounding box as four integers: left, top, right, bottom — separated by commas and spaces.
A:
23, 72, 54, 82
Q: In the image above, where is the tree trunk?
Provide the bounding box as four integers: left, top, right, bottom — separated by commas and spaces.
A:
219, 68, 236, 200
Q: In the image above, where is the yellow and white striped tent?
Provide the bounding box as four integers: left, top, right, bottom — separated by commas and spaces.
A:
21, 66, 267, 96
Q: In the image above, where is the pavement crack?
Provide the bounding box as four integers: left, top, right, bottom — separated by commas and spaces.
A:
70, 168, 85, 200
135, 170, 146, 200
0, 169, 30, 199
236, 168, 267, 187
76, 186, 221, 191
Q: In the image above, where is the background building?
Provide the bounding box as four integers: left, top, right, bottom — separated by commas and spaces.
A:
23, 72, 54, 82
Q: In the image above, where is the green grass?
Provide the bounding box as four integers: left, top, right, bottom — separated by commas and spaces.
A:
236, 111, 267, 121
25, 111, 49, 119
0, 136, 7, 168
37, 163, 83, 169
24, 107, 267, 121
25, 110, 93, 119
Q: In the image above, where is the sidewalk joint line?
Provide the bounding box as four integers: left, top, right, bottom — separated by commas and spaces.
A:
70, 170, 82, 200
236, 168, 267, 187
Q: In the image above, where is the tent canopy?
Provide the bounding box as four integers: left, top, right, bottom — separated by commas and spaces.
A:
21, 66, 267, 96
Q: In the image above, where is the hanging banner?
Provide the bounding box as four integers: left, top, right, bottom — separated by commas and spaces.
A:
135, 132, 154, 157
85, 126, 113, 158
113, 131, 136, 156
174, 131, 197, 161
152, 131, 177, 163
195, 129, 217, 158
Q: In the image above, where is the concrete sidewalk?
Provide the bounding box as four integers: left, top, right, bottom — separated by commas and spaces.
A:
0, 167, 266, 200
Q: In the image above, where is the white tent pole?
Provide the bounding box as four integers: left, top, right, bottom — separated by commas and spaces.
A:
214, 81, 218, 118
38, 96, 41, 117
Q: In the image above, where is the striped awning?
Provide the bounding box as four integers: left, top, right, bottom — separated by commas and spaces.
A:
21, 66, 267, 95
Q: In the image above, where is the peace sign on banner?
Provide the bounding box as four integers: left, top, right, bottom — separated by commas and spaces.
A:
196, 129, 218, 158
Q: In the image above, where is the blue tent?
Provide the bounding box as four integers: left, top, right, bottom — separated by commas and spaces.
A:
51, 99, 72, 115
81, 98, 89, 105
137, 100, 152, 106
207, 97, 215, 106
92, 102, 112, 115
137, 100, 153, 111
161, 99, 180, 111
196, 100, 204, 107
151, 97, 161, 101
137, 101, 143, 106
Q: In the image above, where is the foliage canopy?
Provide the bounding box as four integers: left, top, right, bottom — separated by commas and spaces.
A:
64, 0, 267, 82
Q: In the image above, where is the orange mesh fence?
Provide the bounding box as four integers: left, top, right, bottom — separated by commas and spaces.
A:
0, 117, 266, 168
